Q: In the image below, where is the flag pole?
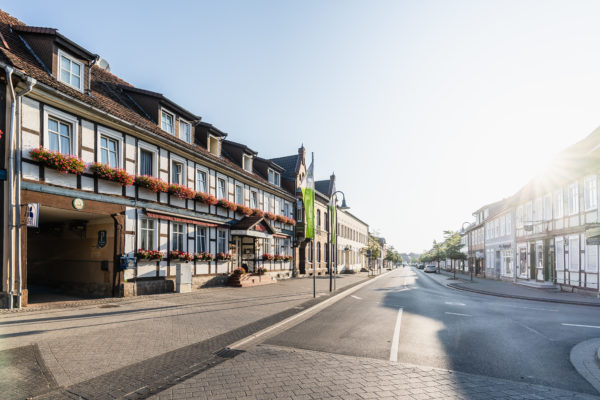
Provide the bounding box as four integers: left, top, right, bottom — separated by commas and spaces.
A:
312, 152, 316, 299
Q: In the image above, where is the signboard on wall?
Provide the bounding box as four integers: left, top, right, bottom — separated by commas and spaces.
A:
27, 203, 39, 227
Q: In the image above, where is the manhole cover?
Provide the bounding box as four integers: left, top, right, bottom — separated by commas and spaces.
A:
99, 304, 120, 308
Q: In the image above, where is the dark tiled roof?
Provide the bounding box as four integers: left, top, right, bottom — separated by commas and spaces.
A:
269, 155, 298, 179
230, 216, 275, 233
314, 180, 331, 197
0, 10, 292, 198
12, 25, 56, 35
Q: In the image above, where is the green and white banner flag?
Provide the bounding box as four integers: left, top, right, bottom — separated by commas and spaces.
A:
301, 159, 315, 239
329, 182, 336, 244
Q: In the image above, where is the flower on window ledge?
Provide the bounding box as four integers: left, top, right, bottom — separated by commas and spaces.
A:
236, 204, 253, 216
30, 147, 86, 175
262, 253, 274, 261
136, 249, 163, 260
135, 175, 169, 193
216, 252, 232, 261
90, 162, 134, 186
195, 191, 218, 205
194, 252, 214, 261
265, 212, 277, 221
252, 208, 265, 217
168, 183, 195, 199
168, 250, 193, 262
217, 199, 237, 212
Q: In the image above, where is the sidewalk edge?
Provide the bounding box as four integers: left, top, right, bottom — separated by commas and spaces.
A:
571, 338, 600, 395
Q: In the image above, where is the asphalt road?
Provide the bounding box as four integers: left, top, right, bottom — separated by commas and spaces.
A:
266, 267, 600, 395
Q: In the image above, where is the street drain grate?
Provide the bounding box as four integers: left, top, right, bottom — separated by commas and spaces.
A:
214, 347, 244, 359
98, 304, 120, 308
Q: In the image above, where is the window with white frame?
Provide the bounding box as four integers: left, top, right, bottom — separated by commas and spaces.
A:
262, 194, 269, 212
506, 214, 512, 235
243, 154, 253, 172
161, 110, 175, 134
250, 191, 258, 209
525, 202, 533, 226
179, 120, 191, 143
139, 149, 154, 176
516, 206, 523, 228
139, 218, 156, 250
554, 189, 564, 218
196, 227, 207, 253
500, 217, 505, 236
235, 185, 243, 205
172, 223, 185, 251
275, 199, 281, 215
533, 198, 542, 223
297, 200, 303, 222
543, 193, 552, 221
584, 176, 597, 211
171, 161, 183, 185
569, 235, 579, 272
217, 230, 227, 253
217, 178, 226, 199
495, 219, 500, 237
587, 244, 598, 273
268, 169, 281, 186
47, 116, 73, 154
568, 183, 579, 215
100, 135, 118, 167
284, 203, 290, 218
196, 169, 207, 193
208, 135, 221, 157
58, 51, 83, 91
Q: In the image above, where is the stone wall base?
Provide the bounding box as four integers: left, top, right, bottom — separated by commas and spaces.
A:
121, 279, 174, 297
192, 275, 230, 289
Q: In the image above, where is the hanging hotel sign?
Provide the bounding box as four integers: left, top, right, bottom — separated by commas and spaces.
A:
97, 230, 107, 248
72, 198, 85, 210
27, 203, 39, 227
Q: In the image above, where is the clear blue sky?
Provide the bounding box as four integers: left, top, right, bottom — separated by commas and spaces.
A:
6, 0, 600, 253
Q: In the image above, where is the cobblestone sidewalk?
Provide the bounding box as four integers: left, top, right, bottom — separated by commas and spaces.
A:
151, 344, 600, 400
0, 274, 368, 399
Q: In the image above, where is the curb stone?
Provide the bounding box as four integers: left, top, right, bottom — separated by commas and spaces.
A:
571, 338, 600, 394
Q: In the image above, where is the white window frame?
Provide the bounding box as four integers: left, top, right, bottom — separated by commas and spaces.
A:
138, 217, 157, 251
250, 191, 258, 209
196, 227, 207, 253
137, 142, 158, 177
217, 229, 228, 253
58, 50, 84, 92
208, 135, 221, 157
584, 175, 597, 211
268, 168, 281, 186
543, 193, 552, 221
161, 109, 176, 135
44, 106, 78, 155
97, 126, 123, 168
217, 176, 227, 199
243, 154, 253, 172
235, 185, 243, 205
196, 167, 208, 193
179, 119, 191, 143
554, 189, 564, 219
568, 182, 579, 215
516, 205, 523, 228
171, 222, 185, 252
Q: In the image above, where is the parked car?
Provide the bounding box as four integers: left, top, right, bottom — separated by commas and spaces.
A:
424, 265, 437, 273
417, 264, 425, 269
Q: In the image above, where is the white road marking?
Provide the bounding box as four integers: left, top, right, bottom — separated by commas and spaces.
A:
495, 304, 558, 312
445, 301, 466, 306
562, 323, 600, 329
389, 308, 403, 362
445, 312, 472, 317
513, 320, 554, 341
351, 295, 362, 300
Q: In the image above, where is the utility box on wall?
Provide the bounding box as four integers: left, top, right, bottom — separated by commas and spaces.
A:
175, 263, 193, 293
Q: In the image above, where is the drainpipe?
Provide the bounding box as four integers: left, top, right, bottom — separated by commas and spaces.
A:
5, 66, 15, 309
15, 76, 36, 308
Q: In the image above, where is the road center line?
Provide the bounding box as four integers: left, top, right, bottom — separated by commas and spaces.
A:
445, 312, 472, 317
445, 301, 466, 306
562, 323, 600, 329
389, 307, 403, 362
351, 295, 362, 300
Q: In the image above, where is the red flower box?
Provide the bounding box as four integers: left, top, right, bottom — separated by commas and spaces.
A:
216, 252, 232, 261
136, 249, 163, 260
217, 199, 237, 212
233, 266, 246, 275
252, 209, 265, 217
30, 147, 86, 175
265, 212, 277, 221
286, 217, 297, 226
195, 252, 214, 261
195, 192, 218, 205
89, 162, 134, 186
262, 253, 274, 261
275, 215, 287, 223
168, 250, 193, 262
236, 204, 253, 216
168, 183, 195, 199
135, 175, 169, 193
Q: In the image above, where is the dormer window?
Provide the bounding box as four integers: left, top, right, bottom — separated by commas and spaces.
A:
58, 50, 83, 92
208, 135, 221, 157
268, 169, 280, 187
179, 120, 191, 143
161, 110, 175, 134
243, 154, 253, 172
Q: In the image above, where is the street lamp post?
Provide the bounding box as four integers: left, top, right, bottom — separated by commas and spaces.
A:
460, 222, 472, 282
328, 190, 349, 292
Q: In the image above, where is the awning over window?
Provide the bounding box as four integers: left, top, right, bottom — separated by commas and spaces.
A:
144, 210, 218, 227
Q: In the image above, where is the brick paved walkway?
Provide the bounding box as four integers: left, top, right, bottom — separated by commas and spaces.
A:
151, 344, 600, 400
0, 274, 368, 399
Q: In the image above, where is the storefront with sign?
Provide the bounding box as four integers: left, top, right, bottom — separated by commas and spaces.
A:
21, 190, 125, 305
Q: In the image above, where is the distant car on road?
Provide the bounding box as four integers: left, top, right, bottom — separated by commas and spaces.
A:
417, 264, 425, 269
424, 265, 437, 273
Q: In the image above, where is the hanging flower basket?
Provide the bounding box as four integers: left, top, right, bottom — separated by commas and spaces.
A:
195, 191, 218, 205
135, 175, 169, 193
168, 250, 193, 262
252, 208, 265, 217
216, 252, 232, 261
168, 183, 195, 199
285, 217, 297, 226
195, 252, 214, 261
265, 212, 277, 221
236, 204, 253, 216
30, 147, 86, 175
89, 162, 134, 186
217, 199, 237, 212
136, 249, 163, 260
262, 253, 274, 261
275, 215, 287, 223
